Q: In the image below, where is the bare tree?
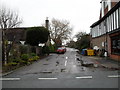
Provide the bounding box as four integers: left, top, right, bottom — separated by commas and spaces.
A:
0, 6, 22, 65
49, 18, 72, 46
0, 7, 22, 29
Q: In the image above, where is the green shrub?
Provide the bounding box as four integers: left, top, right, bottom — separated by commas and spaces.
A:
49, 45, 55, 52
30, 53, 36, 56
19, 60, 28, 65
9, 58, 21, 63
33, 56, 39, 60
26, 27, 49, 46
28, 56, 39, 62
42, 46, 49, 55
21, 54, 29, 61
19, 45, 29, 54
7, 62, 18, 66
28, 58, 34, 62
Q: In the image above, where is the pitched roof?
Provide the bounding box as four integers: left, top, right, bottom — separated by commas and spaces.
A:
5, 28, 27, 41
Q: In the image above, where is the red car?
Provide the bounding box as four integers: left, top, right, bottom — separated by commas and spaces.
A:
57, 47, 66, 54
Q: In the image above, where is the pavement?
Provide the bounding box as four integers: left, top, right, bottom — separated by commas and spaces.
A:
79, 55, 120, 70
1, 55, 50, 77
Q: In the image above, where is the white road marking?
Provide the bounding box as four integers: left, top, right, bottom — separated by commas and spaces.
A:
66, 57, 68, 59
65, 60, 67, 66
73, 65, 76, 67
108, 75, 120, 78
75, 55, 76, 60
0, 78, 20, 81
76, 76, 92, 79
38, 78, 58, 80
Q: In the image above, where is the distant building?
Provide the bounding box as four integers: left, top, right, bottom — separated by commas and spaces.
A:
90, 0, 120, 61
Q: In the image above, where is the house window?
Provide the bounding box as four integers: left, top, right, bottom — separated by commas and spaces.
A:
116, 9, 119, 29
99, 23, 102, 35
107, 17, 109, 32
92, 28, 94, 37
111, 35, 120, 55
113, 12, 116, 30
91, 28, 93, 37
98, 25, 100, 36
98, 25, 99, 36
109, 15, 111, 32
119, 7, 120, 28
101, 22, 104, 34
111, 14, 114, 31
113, 13, 115, 30
95, 27, 97, 37
104, 20, 107, 33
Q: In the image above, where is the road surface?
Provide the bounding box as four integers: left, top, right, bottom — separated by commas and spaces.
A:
2, 48, 119, 88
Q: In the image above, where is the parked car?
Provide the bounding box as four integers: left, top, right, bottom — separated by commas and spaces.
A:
62, 47, 66, 52
56, 47, 66, 54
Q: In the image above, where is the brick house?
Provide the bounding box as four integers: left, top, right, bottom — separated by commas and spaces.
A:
90, 0, 120, 61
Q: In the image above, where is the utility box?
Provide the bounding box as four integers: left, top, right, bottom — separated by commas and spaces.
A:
87, 49, 94, 56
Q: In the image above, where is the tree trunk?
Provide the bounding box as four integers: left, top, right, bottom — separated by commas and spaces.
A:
2, 30, 7, 65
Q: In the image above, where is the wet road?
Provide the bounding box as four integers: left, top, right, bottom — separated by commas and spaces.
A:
2, 48, 119, 88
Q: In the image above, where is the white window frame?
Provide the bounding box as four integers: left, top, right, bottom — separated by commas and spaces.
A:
101, 22, 103, 35
107, 17, 109, 32
95, 26, 97, 37
104, 20, 106, 34
92, 29, 94, 37
98, 25, 100, 36
109, 15, 111, 32
118, 7, 120, 27
113, 11, 116, 30
101, 22, 104, 35
111, 14, 114, 31
99, 23, 102, 36
116, 9, 119, 29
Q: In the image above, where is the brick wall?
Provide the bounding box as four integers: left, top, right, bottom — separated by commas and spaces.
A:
104, 6, 108, 15
91, 35, 106, 50
111, 2, 118, 8
110, 54, 120, 61
91, 34, 120, 61
107, 34, 111, 56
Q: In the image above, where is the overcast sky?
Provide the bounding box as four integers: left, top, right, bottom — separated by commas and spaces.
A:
0, 0, 101, 37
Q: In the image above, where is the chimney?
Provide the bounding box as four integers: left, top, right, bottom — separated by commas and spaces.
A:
45, 17, 49, 30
